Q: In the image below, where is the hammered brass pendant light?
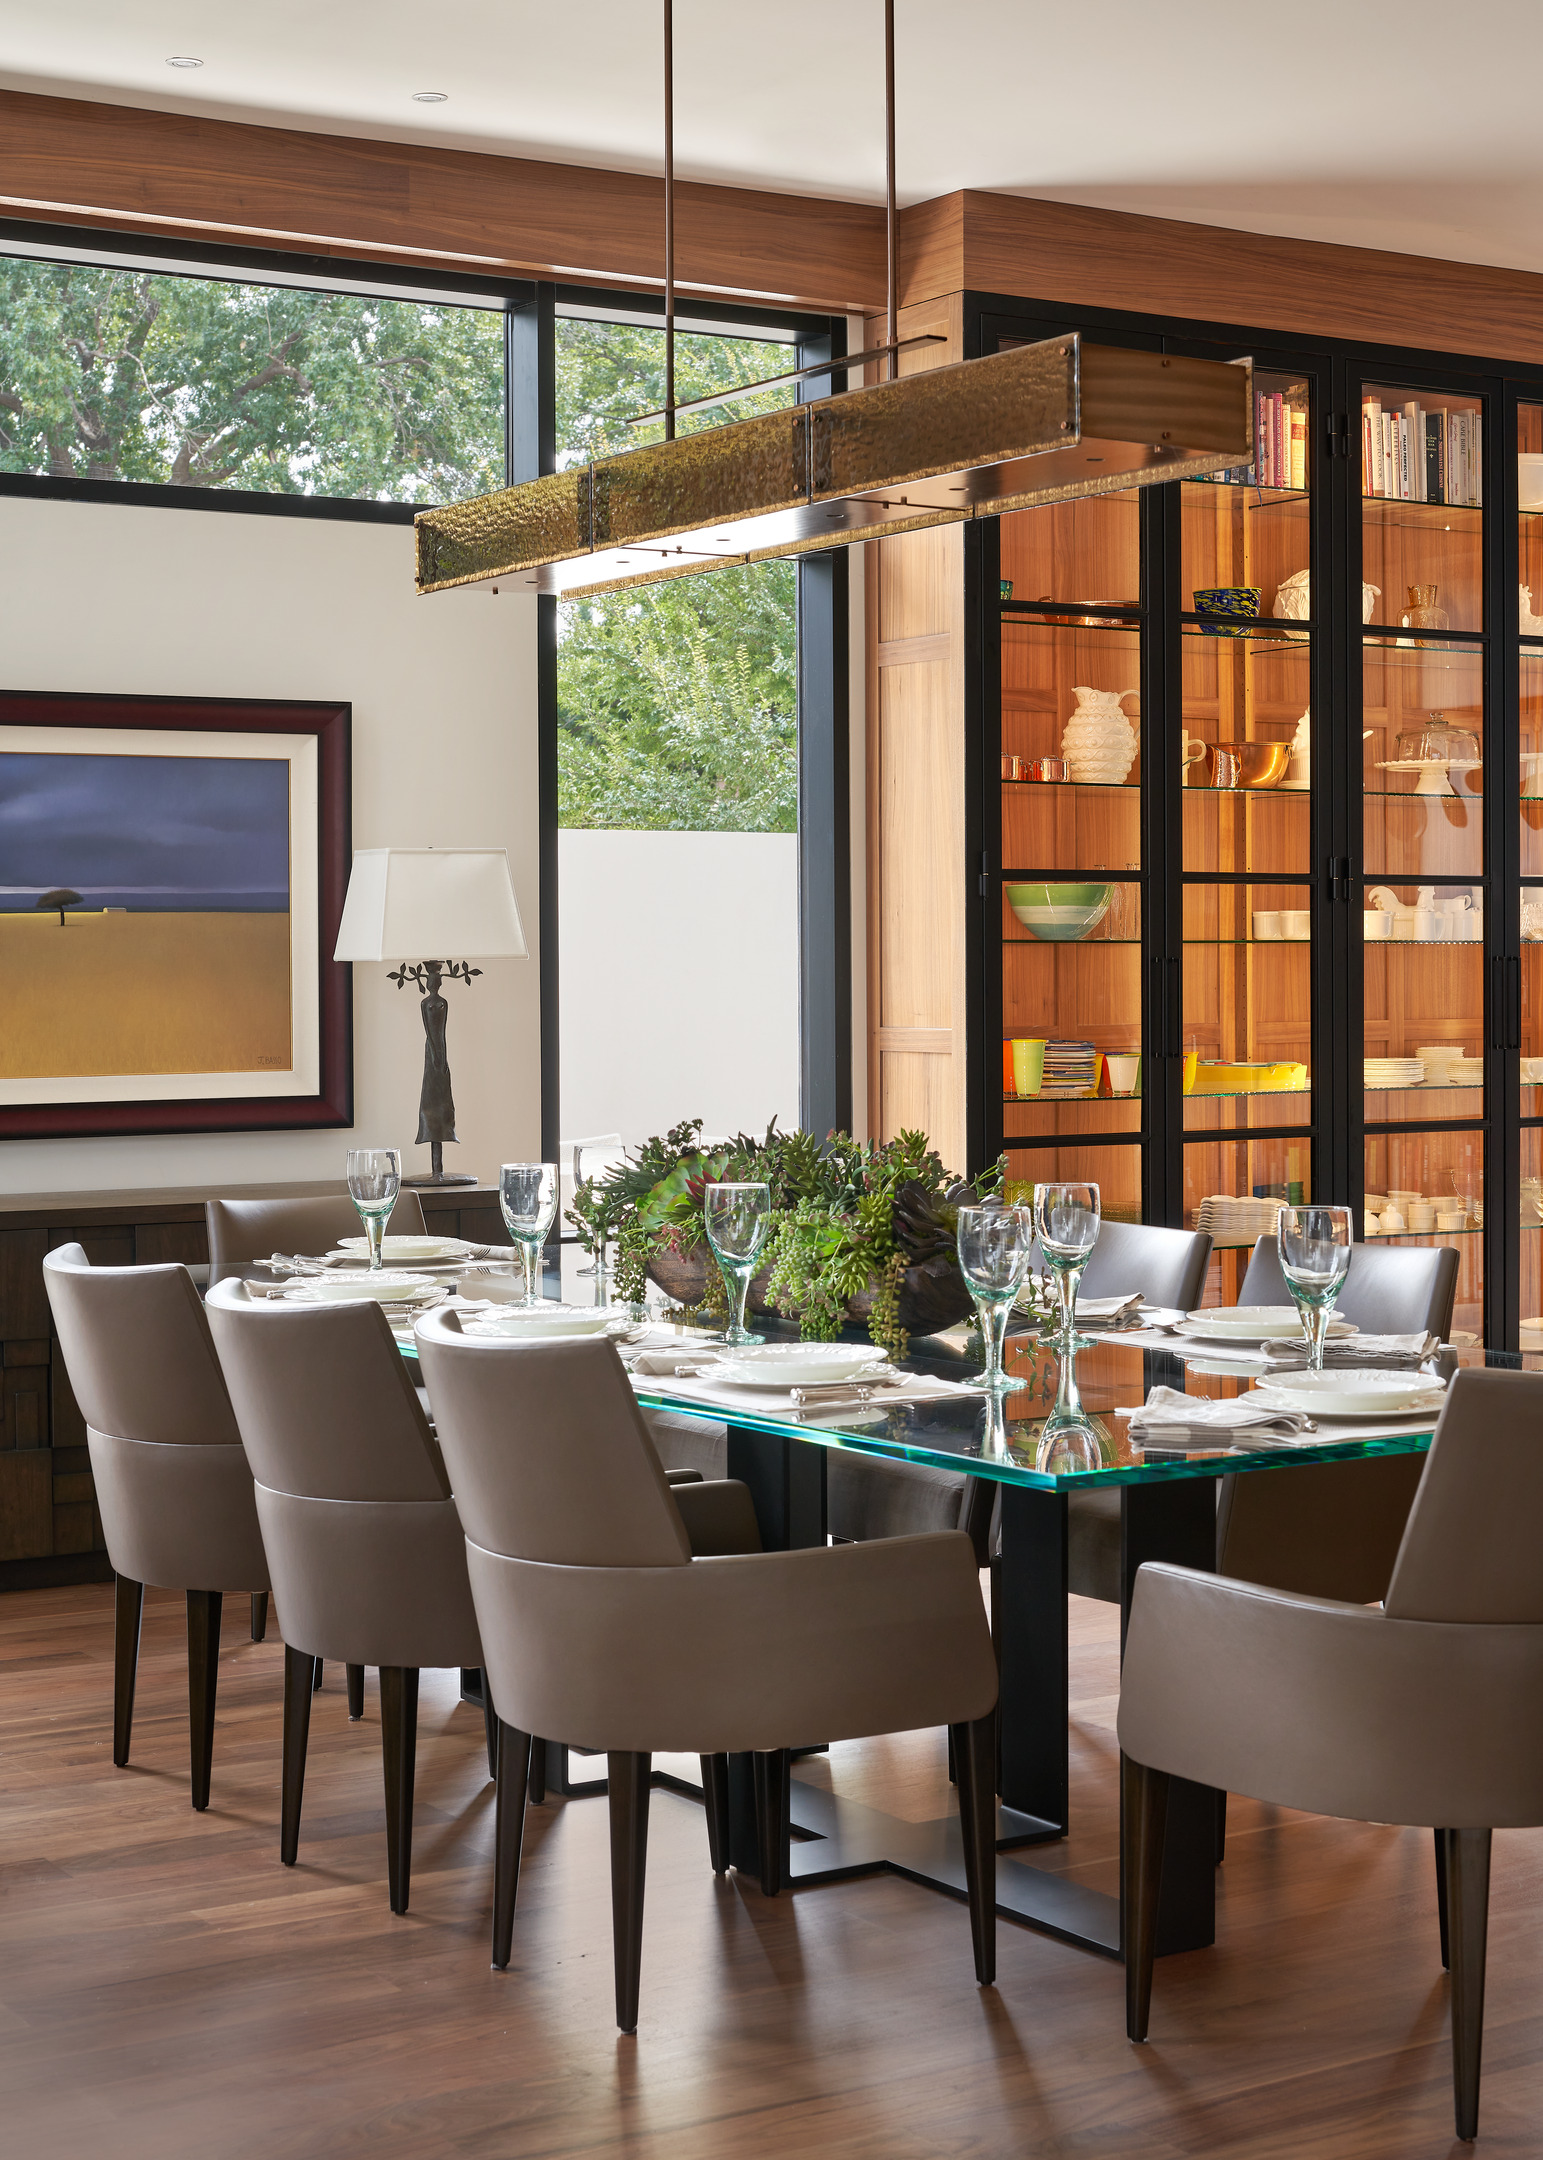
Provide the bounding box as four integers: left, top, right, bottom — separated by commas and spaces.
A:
414, 2, 1251, 600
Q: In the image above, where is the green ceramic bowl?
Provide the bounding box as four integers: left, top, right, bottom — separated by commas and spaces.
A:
1005, 880, 1113, 941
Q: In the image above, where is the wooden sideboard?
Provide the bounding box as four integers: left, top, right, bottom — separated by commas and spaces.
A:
0, 1181, 510, 1591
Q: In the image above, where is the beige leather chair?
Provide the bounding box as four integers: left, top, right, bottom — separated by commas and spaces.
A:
206, 1279, 486, 1914
414, 1308, 1000, 2032
1214, 1234, 1462, 1601
205, 1190, 428, 1275
1119, 1366, 1543, 2143
43, 1245, 271, 1811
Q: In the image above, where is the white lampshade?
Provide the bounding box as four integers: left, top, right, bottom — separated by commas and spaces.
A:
333, 848, 527, 962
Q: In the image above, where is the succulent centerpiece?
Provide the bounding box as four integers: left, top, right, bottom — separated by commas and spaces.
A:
567, 1118, 1008, 1357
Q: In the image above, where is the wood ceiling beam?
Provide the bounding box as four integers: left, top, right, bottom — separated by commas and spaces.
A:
0, 87, 887, 312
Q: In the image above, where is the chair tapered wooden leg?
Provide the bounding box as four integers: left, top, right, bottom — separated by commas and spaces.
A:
752, 1748, 791, 1897
608, 1752, 651, 2033
1123, 1753, 1170, 2043
952, 1713, 998, 1985
700, 1753, 732, 1875
527, 1739, 547, 1805
346, 1664, 365, 1721
1434, 1826, 1451, 1969
186, 1590, 222, 1812
491, 1721, 533, 1969
249, 1592, 268, 1643
1447, 1827, 1491, 2142
479, 1671, 498, 1779
379, 1667, 420, 1915
112, 1575, 144, 1768
281, 1647, 318, 1865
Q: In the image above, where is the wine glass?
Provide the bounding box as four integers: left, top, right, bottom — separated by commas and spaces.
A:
1035, 1345, 1104, 1474
500, 1163, 559, 1307
1278, 1204, 1353, 1371
1034, 1183, 1101, 1343
346, 1148, 401, 1272
703, 1183, 771, 1347
956, 1204, 1037, 1391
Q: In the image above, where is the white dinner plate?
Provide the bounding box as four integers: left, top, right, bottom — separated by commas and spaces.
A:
1182, 1305, 1357, 1342
285, 1271, 439, 1305
470, 1305, 616, 1339
334, 1236, 477, 1262
1253, 1372, 1446, 1418
711, 1344, 891, 1389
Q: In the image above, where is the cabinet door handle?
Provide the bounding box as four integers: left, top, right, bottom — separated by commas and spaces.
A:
1489, 956, 1504, 1052
1508, 955, 1522, 1050
1167, 956, 1182, 1059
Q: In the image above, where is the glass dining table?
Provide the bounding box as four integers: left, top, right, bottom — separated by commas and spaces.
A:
402, 1295, 1464, 1970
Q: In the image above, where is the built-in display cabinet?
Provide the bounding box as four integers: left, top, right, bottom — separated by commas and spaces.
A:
957, 297, 1543, 1345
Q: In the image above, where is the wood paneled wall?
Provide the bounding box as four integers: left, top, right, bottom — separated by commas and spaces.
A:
0, 88, 884, 310
863, 296, 969, 1171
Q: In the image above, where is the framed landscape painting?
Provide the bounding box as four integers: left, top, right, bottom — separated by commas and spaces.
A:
0, 691, 352, 1139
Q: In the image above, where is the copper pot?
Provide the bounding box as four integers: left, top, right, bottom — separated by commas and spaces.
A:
1200, 740, 1291, 789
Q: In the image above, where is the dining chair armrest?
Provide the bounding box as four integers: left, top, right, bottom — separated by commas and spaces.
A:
671, 1477, 763, 1556
468, 1528, 996, 1757
1118, 1562, 1543, 1829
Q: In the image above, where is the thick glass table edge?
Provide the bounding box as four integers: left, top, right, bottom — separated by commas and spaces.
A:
627, 1383, 1437, 1491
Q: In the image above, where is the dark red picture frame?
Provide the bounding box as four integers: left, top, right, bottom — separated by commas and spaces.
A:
0, 689, 352, 1141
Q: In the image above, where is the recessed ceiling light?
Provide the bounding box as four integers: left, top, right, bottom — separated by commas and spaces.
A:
412, 90, 449, 102
166, 55, 203, 68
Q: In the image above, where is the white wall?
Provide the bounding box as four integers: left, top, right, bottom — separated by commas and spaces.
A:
558, 828, 798, 1148
0, 495, 539, 1195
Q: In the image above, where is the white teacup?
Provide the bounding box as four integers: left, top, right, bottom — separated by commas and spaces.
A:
1363, 911, 1392, 941
1393, 910, 1419, 942
1415, 910, 1443, 941
1105, 1053, 1141, 1096
1436, 1210, 1467, 1231
1253, 912, 1282, 940
1282, 910, 1312, 940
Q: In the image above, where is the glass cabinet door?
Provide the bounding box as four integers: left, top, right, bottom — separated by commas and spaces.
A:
1359, 375, 1487, 1342
1180, 368, 1315, 1304
1519, 401, 1543, 1345
998, 491, 1144, 1224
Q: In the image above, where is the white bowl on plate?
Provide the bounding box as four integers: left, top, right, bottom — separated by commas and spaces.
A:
1253, 1371, 1446, 1416
336, 1235, 473, 1263
287, 1271, 438, 1304
712, 1343, 890, 1389
1183, 1305, 1356, 1341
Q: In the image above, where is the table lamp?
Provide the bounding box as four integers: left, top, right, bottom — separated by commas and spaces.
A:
333, 847, 527, 1187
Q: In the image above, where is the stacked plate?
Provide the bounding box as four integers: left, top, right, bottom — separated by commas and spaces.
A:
283, 1271, 441, 1309
1365, 1057, 1424, 1089
1177, 1305, 1358, 1346
1039, 1040, 1099, 1098
1252, 1370, 1446, 1420
469, 1304, 620, 1342
1444, 1056, 1484, 1087
1191, 1194, 1287, 1242
711, 1344, 891, 1390
333, 1235, 478, 1264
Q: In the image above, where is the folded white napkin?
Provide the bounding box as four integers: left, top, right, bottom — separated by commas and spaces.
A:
1123, 1385, 1312, 1447
1261, 1331, 1438, 1371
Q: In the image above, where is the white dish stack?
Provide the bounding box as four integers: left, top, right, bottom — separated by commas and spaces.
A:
1190, 1194, 1288, 1245
1364, 1057, 1424, 1089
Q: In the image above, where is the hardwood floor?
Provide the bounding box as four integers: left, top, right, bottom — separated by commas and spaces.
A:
1, 1582, 1540, 2158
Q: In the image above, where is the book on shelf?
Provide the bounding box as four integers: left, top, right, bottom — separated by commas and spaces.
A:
1249, 388, 1308, 489
1361, 395, 1481, 505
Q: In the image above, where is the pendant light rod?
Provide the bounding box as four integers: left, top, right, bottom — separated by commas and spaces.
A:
885, 0, 897, 383
663, 0, 676, 440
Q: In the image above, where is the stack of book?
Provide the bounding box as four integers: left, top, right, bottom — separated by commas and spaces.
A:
1362, 397, 1481, 505
1253, 389, 1308, 490
1038, 1041, 1100, 1099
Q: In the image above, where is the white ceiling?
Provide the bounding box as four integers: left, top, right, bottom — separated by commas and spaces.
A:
3, 1, 1543, 276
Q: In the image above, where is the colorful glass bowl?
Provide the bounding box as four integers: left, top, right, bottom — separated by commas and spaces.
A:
1193, 585, 1262, 637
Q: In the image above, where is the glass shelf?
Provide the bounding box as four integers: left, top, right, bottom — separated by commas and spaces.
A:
1361, 499, 1483, 528
1193, 481, 1309, 504
1180, 619, 1312, 646
1003, 936, 1140, 947
1361, 935, 1485, 947
1366, 1225, 1482, 1240
1000, 778, 1137, 792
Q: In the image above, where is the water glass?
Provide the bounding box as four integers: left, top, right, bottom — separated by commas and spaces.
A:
1034, 1182, 1101, 1342
1035, 1346, 1104, 1475
956, 1204, 1037, 1390
500, 1162, 559, 1307
1278, 1203, 1352, 1371
703, 1183, 771, 1346
346, 1148, 401, 1271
